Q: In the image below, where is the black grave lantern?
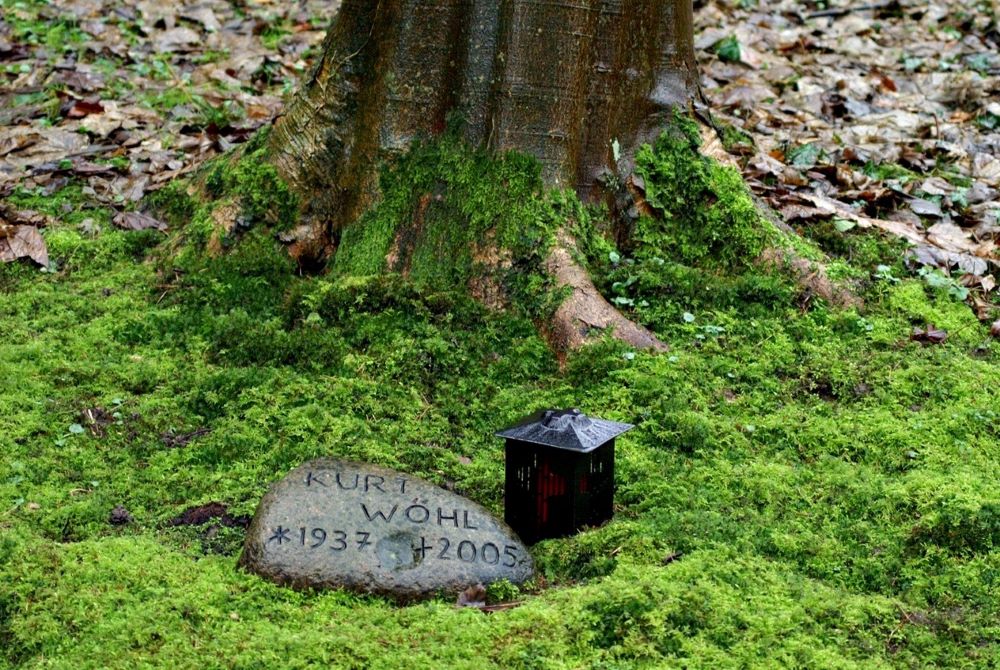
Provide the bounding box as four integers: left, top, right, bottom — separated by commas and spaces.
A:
497, 409, 633, 544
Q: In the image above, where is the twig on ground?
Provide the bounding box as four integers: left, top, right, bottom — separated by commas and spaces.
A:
805, 3, 888, 20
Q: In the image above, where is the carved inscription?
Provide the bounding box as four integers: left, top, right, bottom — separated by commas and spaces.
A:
306, 470, 408, 494
240, 459, 534, 597
267, 470, 518, 567
267, 524, 523, 567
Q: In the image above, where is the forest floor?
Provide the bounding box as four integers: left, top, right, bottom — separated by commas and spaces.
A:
2, 1, 999, 668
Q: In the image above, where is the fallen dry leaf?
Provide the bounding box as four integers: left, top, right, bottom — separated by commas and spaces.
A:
108, 505, 133, 526
153, 27, 202, 53
0, 225, 49, 267
0, 130, 40, 157
911, 327, 949, 345
161, 427, 212, 449
54, 69, 106, 93
908, 198, 944, 219
973, 153, 1000, 187
926, 221, 996, 258
455, 583, 487, 609
0, 127, 91, 167
796, 191, 927, 245
0, 203, 51, 228
66, 100, 105, 119
181, 6, 222, 32
112, 211, 168, 232
911, 245, 990, 277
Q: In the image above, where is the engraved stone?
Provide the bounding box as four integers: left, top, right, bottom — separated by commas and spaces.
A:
239, 459, 534, 599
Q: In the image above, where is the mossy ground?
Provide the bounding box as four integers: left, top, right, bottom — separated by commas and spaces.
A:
2, 130, 999, 669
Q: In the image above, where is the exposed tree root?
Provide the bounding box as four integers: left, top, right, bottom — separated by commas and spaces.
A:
698, 120, 864, 311
545, 231, 669, 354
757, 246, 863, 310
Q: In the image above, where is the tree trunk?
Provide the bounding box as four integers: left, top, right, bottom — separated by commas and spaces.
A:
268, 0, 698, 262
249, 0, 701, 352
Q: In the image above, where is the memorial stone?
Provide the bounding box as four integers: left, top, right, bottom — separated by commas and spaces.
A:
240, 459, 534, 599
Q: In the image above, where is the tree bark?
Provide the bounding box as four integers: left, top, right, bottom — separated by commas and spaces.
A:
269, 0, 698, 258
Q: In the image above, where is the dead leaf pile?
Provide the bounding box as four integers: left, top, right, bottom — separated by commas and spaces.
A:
1, 0, 337, 265
696, 0, 1000, 309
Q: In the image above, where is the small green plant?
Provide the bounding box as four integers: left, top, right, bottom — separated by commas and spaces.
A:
631, 113, 774, 270
259, 23, 291, 50
977, 113, 1000, 130
719, 122, 755, 153
714, 36, 742, 63
918, 267, 970, 301
862, 161, 918, 183
901, 54, 925, 71
874, 264, 899, 283
699, 324, 725, 338
786, 142, 822, 168
965, 53, 993, 75
485, 579, 521, 604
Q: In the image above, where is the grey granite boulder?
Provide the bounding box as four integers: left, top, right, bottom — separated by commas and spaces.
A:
239, 459, 534, 599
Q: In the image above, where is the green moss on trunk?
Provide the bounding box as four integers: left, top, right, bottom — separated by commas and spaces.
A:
331, 134, 561, 313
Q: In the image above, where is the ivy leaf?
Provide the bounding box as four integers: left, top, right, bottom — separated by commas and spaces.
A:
834, 218, 857, 232
715, 36, 741, 63
787, 142, 822, 168
977, 113, 1000, 130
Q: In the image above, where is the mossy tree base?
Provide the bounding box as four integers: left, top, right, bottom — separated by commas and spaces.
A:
157, 111, 862, 354
4, 162, 996, 666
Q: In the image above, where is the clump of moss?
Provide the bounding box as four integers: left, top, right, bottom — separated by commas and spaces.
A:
719, 121, 756, 155
569, 114, 880, 332
144, 181, 196, 230
632, 114, 774, 270
144, 129, 306, 323
152, 127, 298, 277
797, 217, 910, 273
201, 129, 298, 232
8, 104, 1000, 668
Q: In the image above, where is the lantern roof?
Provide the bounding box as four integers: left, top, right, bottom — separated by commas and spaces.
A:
496, 408, 633, 453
